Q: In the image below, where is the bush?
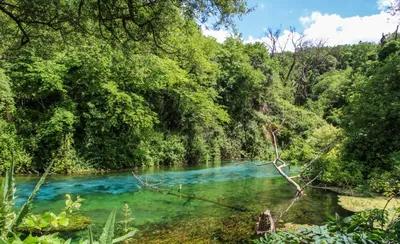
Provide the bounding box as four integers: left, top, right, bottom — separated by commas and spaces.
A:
255, 209, 400, 244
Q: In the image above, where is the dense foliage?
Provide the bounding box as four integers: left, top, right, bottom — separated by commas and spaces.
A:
0, 0, 399, 196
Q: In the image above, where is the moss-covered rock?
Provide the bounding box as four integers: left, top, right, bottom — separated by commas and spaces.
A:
16, 215, 92, 234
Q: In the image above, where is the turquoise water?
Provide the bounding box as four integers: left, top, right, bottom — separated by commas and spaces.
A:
14, 161, 349, 242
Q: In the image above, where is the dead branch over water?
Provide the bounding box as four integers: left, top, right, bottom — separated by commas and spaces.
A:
265, 124, 304, 197
132, 172, 249, 212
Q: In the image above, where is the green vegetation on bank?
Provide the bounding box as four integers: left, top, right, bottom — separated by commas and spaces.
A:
1, 9, 399, 194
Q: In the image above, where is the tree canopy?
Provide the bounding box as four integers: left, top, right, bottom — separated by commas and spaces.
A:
0, 0, 248, 49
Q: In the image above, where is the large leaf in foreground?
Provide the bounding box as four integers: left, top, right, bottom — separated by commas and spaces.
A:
14, 161, 54, 226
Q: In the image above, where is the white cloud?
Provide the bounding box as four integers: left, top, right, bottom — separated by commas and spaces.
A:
377, 0, 396, 10
299, 11, 398, 46
244, 10, 398, 50
260, 3, 265, 9
299, 16, 311, 25
201, 25, 231, 43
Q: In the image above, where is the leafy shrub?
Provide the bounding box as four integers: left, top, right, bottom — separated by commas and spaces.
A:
0, 119, 32, 174
378, 41, 400, 61
255, 225, 343, 244
255, 209, 400, 244
368, 152, 400, 196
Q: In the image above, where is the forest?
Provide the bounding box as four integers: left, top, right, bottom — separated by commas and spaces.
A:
0, 0, 399, 243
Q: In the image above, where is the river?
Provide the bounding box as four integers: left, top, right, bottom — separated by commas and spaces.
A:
15, 160, 350, 242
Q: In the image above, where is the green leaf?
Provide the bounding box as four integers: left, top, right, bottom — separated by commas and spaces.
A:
99, 208, 117, 244
14, 160, 54, 226
88, 226, 94, 244
23, 234, 40, 243
112, 229, 138, 243
327, 215, 336, 222
346, 223, 359, 233
58, 216, 69, 227
4, 160, 15, 202
58, 211, 67, 218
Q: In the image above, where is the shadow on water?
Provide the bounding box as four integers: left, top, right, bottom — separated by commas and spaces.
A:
14, 160, 350, 242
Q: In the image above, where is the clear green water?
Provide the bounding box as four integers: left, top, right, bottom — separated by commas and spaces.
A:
15, 160, 350, 242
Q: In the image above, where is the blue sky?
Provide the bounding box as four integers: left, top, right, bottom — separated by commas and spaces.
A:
237, 0, 382, 39
202, 0, 398, 47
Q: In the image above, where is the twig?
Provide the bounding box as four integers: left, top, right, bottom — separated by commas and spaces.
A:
132, 172, 248, 212
273, 119, 286, 133
383, 195, 396, 212
300, 138, 340, 178
279, 197, 300, 219
299, 171, 322, 193
277, 173, 322, 222
344, 178, 355, 197
255, 162, 273, 166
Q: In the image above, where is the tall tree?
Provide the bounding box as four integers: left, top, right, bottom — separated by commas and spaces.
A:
0, 0, 249, 49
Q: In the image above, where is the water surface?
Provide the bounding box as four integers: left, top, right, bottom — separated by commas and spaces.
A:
15, 161, 349, 241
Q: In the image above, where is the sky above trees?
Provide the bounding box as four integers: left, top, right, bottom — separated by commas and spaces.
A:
202, 0, 399, 49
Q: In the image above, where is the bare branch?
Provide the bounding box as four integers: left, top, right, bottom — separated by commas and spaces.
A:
300, 171, 322, 193
132, 172, 248, 212
264, 27, 281, 57
255, 162, 273, 166
0, 3, 29, 46
278, 164, 288, 170
273, 118, 286, 133
279, 197, 299, 219
300, 138, 340, 178
267, 127, 304, 197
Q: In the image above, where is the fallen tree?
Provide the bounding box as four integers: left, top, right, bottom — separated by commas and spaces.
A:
256, 121, 326, 234
132, 172, 249, 212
